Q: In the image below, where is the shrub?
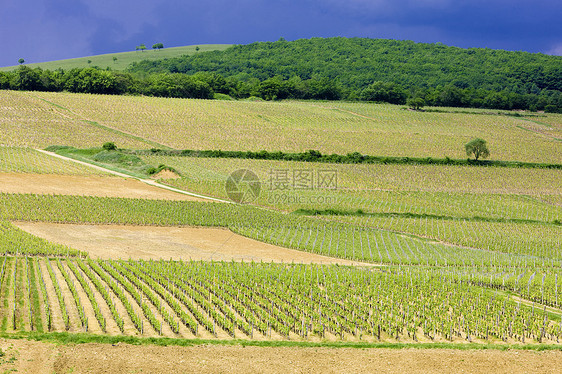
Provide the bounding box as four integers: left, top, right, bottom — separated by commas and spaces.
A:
103, 142, 117, 151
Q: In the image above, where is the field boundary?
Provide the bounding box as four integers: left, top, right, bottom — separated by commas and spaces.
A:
2, 331, 562, 351
130, 149, 562, 169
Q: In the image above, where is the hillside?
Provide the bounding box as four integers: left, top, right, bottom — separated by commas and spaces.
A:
0, 44, 231, 72
1, 38, 560, 112
1, 90, 561, 164
128, 38, 562, 93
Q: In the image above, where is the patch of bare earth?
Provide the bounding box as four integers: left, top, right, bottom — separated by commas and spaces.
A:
0, 172, 208, 201
151, 169, 181, 179
2, 339, 562, 374
14, 223, 375, 266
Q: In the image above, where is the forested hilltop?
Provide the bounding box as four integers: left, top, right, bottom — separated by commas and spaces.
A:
2, 37, 561, 111
128, 38, 562, 111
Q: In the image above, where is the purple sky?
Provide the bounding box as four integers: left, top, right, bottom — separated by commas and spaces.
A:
1, 0, 561, 67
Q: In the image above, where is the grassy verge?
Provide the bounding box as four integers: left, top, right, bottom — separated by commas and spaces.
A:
293, 208, 562, 226
1, 331, 561, 351
45, 146, 178, 179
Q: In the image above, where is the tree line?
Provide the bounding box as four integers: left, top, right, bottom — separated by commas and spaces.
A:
1, 37, 561, 112
0, 66, 214, 99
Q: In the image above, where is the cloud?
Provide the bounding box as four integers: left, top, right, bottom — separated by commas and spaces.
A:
545, 44, 562, 56
0, 0, 560, 67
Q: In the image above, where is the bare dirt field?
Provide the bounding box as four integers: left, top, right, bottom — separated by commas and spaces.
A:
14, 222, 374, 266
0, 172, 208, 201
1, 338, 562, 374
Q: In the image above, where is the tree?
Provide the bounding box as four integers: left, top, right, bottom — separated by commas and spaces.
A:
63, 68, 117, 94
136, 44, 146, 52
18, 58, 25, 65
152, 43, 164, 50
465, 138, 490, 161
257, 78, 281, 100
113, 57, 118, 63
10, 66, 42, 90
146, 73, 214, 99
195, 46, 200, 52
407, 97, 425, 110
103, 142, 117, 151
360, 81, 406, 104
438, 85, 466, 107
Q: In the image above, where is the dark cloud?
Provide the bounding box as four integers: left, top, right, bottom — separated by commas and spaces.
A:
1, 0, 560, 67
44, 0, 90, 19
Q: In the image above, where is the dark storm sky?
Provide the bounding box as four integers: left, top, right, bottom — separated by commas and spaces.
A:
1, 0, 561, 67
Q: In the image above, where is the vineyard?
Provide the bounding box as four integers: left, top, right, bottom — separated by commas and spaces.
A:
1, 90, 561, 163
0, 147, 108, 175
2, 256, 562, 344
0, 89, 561, 353
0, 188, 560, 344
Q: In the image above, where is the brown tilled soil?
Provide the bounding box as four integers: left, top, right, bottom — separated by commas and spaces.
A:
14, 222, 375, 266
0, 172, 207, 201
1, 338, 562, 374
152, 169, 181, 179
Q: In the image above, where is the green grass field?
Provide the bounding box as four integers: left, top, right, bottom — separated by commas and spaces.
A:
0, 44, 231, 71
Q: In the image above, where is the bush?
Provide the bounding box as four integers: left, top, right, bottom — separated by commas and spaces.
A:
214, 93, 234, 100
407, 97, 425, 110
103, 142, 117, 151
244, 96, 264, 102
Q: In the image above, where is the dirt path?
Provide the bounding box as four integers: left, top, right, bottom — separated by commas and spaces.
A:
59, 261, 104, 335
2, 338, 562, 373
0, 172, 211, 201
49, 260, 85, 333
65, 260, 122, 336
15, 223, 376, 266
38, 260, 66, 332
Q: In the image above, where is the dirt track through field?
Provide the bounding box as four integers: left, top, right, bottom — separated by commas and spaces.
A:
14, 223, 375, 266
2, 338, 562, 374
0, 172, 208, 201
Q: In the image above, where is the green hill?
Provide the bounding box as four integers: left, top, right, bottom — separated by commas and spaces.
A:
128, 38, 562, 93
0, 44, 231, 72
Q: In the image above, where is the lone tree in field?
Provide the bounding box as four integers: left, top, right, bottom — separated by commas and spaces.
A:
465, 138, 490, 161
18, 58, 25, 65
